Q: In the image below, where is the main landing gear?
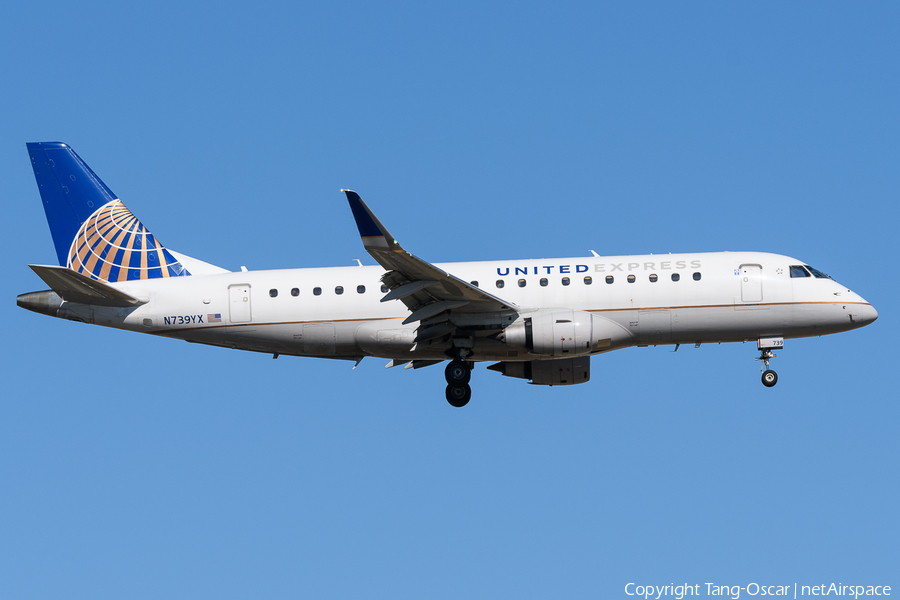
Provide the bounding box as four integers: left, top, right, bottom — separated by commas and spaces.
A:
445, 359, 472, 407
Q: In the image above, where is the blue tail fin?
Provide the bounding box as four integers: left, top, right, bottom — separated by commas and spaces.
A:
27, 142, 190, 282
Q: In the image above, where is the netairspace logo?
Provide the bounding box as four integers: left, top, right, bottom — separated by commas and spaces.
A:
624, 583, 892, 600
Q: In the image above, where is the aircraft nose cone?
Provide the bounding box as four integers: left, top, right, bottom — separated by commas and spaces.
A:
861, 303, 878, 325
849, 296, 878, 328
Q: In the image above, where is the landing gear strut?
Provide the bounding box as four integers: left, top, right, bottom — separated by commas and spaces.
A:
445, 358, 472, 407
755, 337, 783, 388
756, 349, 778, 388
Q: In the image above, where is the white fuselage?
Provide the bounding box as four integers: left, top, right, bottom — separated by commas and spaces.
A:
61, 251, 876, 363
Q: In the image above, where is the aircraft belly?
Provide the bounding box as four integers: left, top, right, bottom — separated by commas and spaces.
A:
638, 309, 672, 345
302, 323, 335, 355
782, 303, 849, 338
158, 322, 345, 357
670, 304, 794, 343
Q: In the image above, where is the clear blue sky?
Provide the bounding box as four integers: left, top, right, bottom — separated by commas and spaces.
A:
2, 2, 897, 598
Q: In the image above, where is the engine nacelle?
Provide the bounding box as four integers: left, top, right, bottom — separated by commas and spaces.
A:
488, 357, 590, 386
500, 309, 631, 357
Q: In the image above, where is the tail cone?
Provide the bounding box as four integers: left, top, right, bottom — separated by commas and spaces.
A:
17, 290, 62, 317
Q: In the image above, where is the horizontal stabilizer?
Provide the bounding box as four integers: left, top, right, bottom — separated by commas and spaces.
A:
29, 264, 146, 307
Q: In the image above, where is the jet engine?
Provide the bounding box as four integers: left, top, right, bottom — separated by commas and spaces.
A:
498, 309, 632, 357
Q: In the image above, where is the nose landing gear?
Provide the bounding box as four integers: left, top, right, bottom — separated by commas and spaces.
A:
445, 358, 472, 407
755, 337, 784, 388
761, 363, 778, 387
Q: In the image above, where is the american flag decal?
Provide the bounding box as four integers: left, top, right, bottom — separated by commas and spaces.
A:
208, 314, 222, 323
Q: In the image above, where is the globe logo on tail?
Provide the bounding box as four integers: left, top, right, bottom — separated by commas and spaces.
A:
67, 200, 190, 282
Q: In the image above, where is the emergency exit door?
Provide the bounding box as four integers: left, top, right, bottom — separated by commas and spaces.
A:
228, 284, 252, 323
740, 265, 763, 303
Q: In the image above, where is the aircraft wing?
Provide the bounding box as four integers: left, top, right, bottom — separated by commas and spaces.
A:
342, 190, 517, 324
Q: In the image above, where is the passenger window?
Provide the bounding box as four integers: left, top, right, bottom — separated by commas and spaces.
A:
562, 277, 570, 286
671, 273, 680, 282
335, 286, 344, 295
627, 275, 635, 283
605, 276, 614, 284
470, 281, 479, 287
693, 272, 701, 281
584, 276, 592, 285
540, 278, 548, 287
496, 280, 505, 289
313, 287, 322, 296
381, 285, 389, 293
518, 279, 526, 288
357, 285, 365, 294
269, 289, 278, 298
649, 274, 658, 283
291, 288, 299, 296
790, 265, 810, 278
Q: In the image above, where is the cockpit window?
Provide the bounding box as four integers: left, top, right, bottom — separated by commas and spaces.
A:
790, 265, 810, 278
805, 265, 833, 279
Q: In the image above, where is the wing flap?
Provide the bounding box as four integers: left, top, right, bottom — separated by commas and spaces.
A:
381, 280, 439, 302
402, 301, 469, 325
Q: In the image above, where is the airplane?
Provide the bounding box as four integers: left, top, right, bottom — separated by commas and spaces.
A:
17, 142, 878, 407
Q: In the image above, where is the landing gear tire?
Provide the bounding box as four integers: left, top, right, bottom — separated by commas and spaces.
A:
446, 383, 472, 407
445, 359, 471, 385
762, 370, 778, 387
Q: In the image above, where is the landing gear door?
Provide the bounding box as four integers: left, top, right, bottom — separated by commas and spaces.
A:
740, 264, 763, 303
228, 284, 252, 323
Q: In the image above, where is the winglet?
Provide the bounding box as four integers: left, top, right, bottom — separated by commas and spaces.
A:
341, 190, 519, 313
341, 190, 401, 252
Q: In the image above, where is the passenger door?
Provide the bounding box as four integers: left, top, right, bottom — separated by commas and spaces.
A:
740, 264, 763, 303
228, 284, 252, 323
